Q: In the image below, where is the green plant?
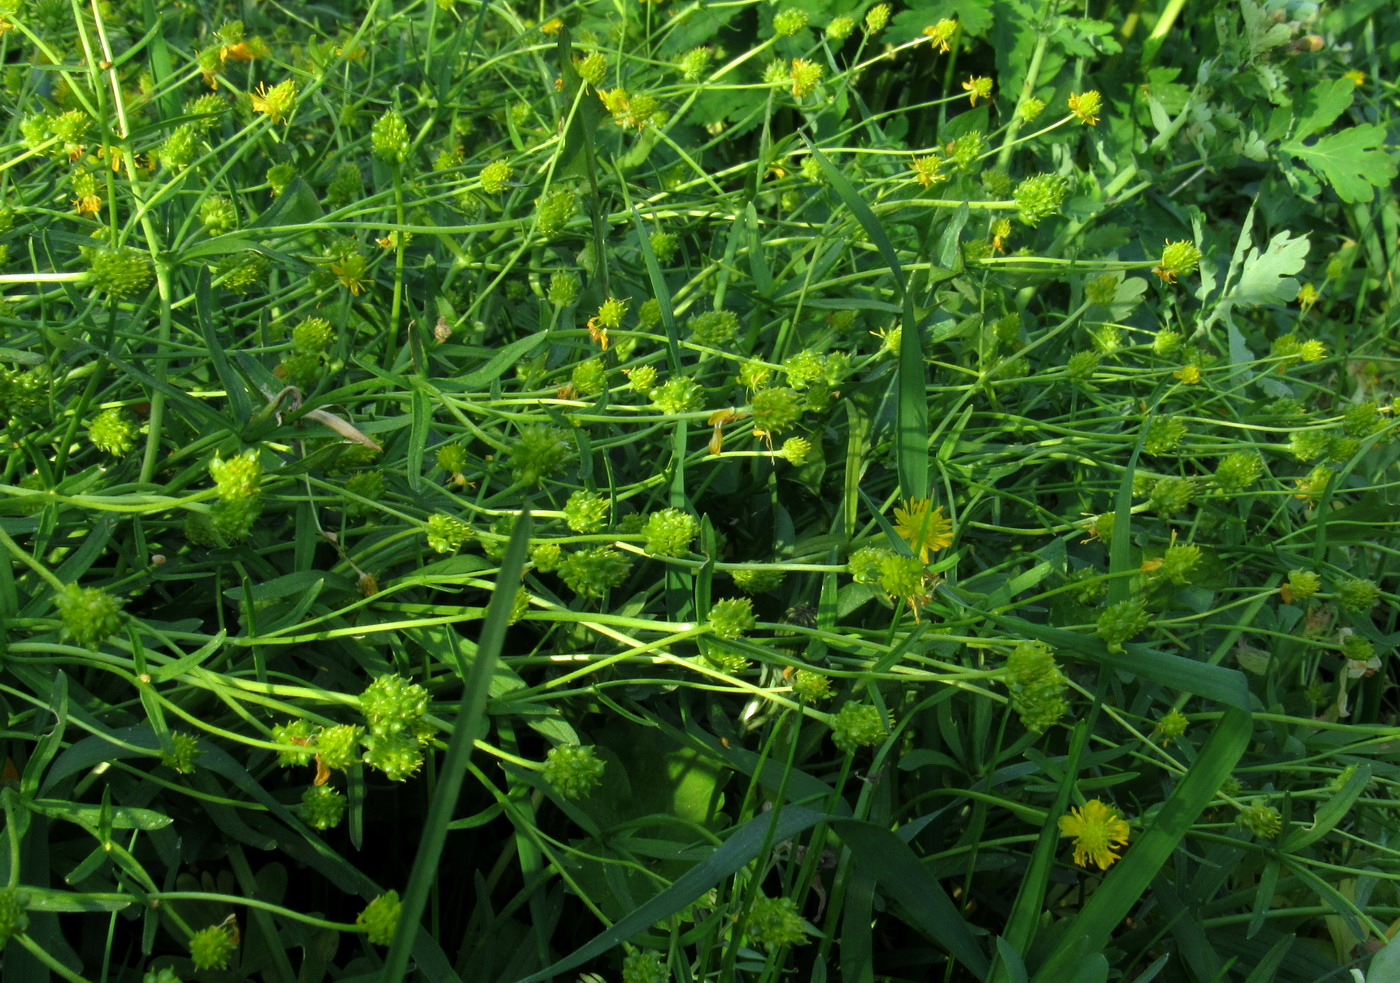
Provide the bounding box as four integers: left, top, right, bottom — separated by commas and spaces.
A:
0, 0, 1397, 979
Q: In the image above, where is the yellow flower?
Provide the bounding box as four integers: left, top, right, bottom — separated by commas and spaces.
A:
1297, 282, 1319, 312
961, 76, 993, 107
789, 58, 822, 98
1173, 364, 1201, 384
330, 254, 370, 295
908, 154, 945, 189
540, 17, 564, 34
1343, 69, 1366, 86
74, 194, 102, 215
922, 19, 956, 53
250, 79, 296, 125
892, 498, 953, 562
1068, 90, 1102, 126
990, 218, 1011, 253
1058, 799, 1131, 870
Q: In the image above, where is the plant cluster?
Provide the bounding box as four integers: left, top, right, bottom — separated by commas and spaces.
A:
0, 0, 1397, 979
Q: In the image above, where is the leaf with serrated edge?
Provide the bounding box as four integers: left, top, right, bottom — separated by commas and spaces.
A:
1222, 229, 1309, 311
1282, 124, 1398, 204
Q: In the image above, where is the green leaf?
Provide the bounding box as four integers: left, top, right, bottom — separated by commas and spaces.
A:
24, 798, 173, 830
437, 331, 548, 392
1219, 228, 1309, 315
1367, 933, 1400, 981
248, 175, 324, 229
0, 347, 45, 365
1278, 763, 1371, 853
1291, 78, 1355, 136
1281, 124, 1398, 203
833, 819, 989, 976
1241, 935, 1295, 983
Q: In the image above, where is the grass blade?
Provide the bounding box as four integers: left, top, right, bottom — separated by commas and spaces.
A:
829, 818, 989, 977
381, 511, 534, 981
803, 139, 926, 500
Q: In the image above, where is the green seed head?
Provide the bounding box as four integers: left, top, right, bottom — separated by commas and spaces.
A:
790, 669, 832, 702
1335, 578, 1380, 613
745, 895, 807, 948
189, 924, 237, 970
362, 732, 424, 781
749, 387, 803, 433
650, 376, 703, 415
642, 507, 698, 557
563, 490, 610, 533
161, 732, 202, 774
508, 424, 575, 485
89, 407, 139, 456
314, 724, 364, 771
558, 546, 632, 598
688, 309, 740, 347
548, 270, 580, 307
299, 785, 346, 830
830, 701, 888, 752
425, 513, 474, 553
84, 246, 154, 297
0, 886, 31, 947
480, 159, 512, 194
371, 109, 411, 163
709, 596, 757, 639
773, 8, 808, 36
1147, 476, 1195, 516
677, 46, 712, 81
1096, 600, 1150, 652
827, 16, 855, 41
357, 891, 402, 946
1003, 640, 1068, 733
359, 674, 429, 736
542, 744, 606, 798
56, 584, 124, 649
1237, 801, 1282, 839
864, 3, 891, 33
326, 161, 364, 208
1013, 173, 1069, 227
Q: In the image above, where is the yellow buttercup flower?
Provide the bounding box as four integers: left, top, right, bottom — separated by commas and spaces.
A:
1068, 90, 1102, 126
962, 76, 993, 107
892, 498, 953, 562
330, 254, 370, 295
922, 19, 956, 53
1058, 799, 1131, 870
250, 79, 296, 125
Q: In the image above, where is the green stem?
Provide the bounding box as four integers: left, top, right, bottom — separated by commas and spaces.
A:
16, 935, 93, 983
0, 526, 65, 592
995, 32, 1050, 170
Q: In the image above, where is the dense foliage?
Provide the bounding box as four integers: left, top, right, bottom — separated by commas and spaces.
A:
0, 0, 1397, 979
